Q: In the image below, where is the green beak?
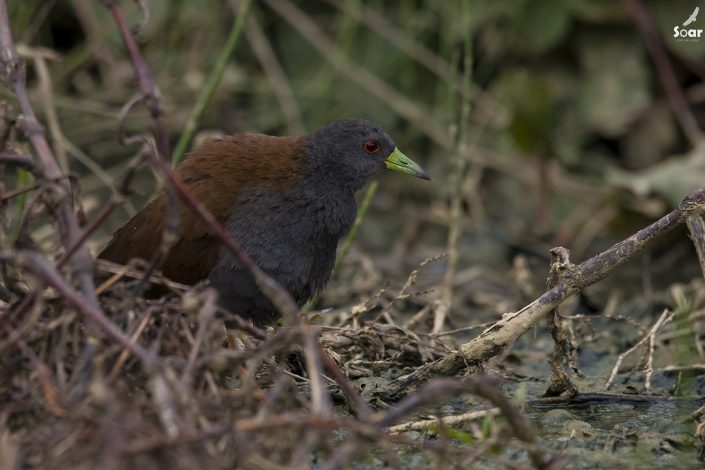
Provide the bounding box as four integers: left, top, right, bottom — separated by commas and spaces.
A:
384, 148, 431, 180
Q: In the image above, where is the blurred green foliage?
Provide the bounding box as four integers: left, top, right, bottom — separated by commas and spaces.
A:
5, 0, 705, 257
4, 4, 705, 467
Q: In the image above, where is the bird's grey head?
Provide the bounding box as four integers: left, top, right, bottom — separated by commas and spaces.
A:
304, 118, 430, 192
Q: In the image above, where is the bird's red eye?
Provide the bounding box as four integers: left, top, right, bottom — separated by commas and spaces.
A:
364, 140, 380, 154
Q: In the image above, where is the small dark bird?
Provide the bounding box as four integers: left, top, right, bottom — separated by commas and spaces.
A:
100, 119, 430, 325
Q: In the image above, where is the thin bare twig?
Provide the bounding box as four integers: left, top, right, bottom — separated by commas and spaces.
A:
604, 308, 674, 391
376, 376, 547, 469
383, 187, 705, 399
318, 346, 372, 418
24, 42, 135, 212
102, 0, 169, 159
0, 251, 153, 365
181, 289, 218, 387
387, 408, 499, 434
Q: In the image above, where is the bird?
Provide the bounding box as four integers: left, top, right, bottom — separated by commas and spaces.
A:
99, 118, 430, 326
683, 7, 699, 27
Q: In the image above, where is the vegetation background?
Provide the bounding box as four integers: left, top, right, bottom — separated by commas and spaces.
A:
4, 0, 705, 467
9, 0, 705, 286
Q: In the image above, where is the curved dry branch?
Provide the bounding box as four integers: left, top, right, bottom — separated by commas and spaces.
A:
381, 187, 705, 400
102, 0, 169, 159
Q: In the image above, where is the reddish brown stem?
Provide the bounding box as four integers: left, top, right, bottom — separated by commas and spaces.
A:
0, 151, 33, 169
0, 183, 41, 203
103, 0, 170, 160
4, 292, 35, 324
56, 199, 118, 269
319, 347, 372, 418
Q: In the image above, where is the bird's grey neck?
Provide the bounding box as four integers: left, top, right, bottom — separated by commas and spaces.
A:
298, 171, 357, 236
304, 168, 365, 194
303, 134, 370, 193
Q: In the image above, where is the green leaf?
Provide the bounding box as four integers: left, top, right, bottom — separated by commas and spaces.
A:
497, 70, 553, 154
444, 427, 475, 444
608, 144, 705, 206
576, 31, 650, 136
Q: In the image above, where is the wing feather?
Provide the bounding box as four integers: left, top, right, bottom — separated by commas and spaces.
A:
99, 134, 304, 286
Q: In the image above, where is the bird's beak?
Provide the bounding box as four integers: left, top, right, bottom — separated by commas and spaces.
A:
385, 148, 431, 180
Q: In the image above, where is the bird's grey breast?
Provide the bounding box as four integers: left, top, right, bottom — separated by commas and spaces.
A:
212, 186, 356, 303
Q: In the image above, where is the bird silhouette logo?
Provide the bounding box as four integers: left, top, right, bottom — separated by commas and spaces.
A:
683, 7, 700, 27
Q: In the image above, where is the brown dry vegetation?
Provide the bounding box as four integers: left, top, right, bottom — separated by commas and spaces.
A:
3, 1, 705, 468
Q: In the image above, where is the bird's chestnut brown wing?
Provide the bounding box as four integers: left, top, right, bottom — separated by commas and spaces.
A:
99, 141, 240, 284
98, 187, 226, 286
99, 134, 304, 286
